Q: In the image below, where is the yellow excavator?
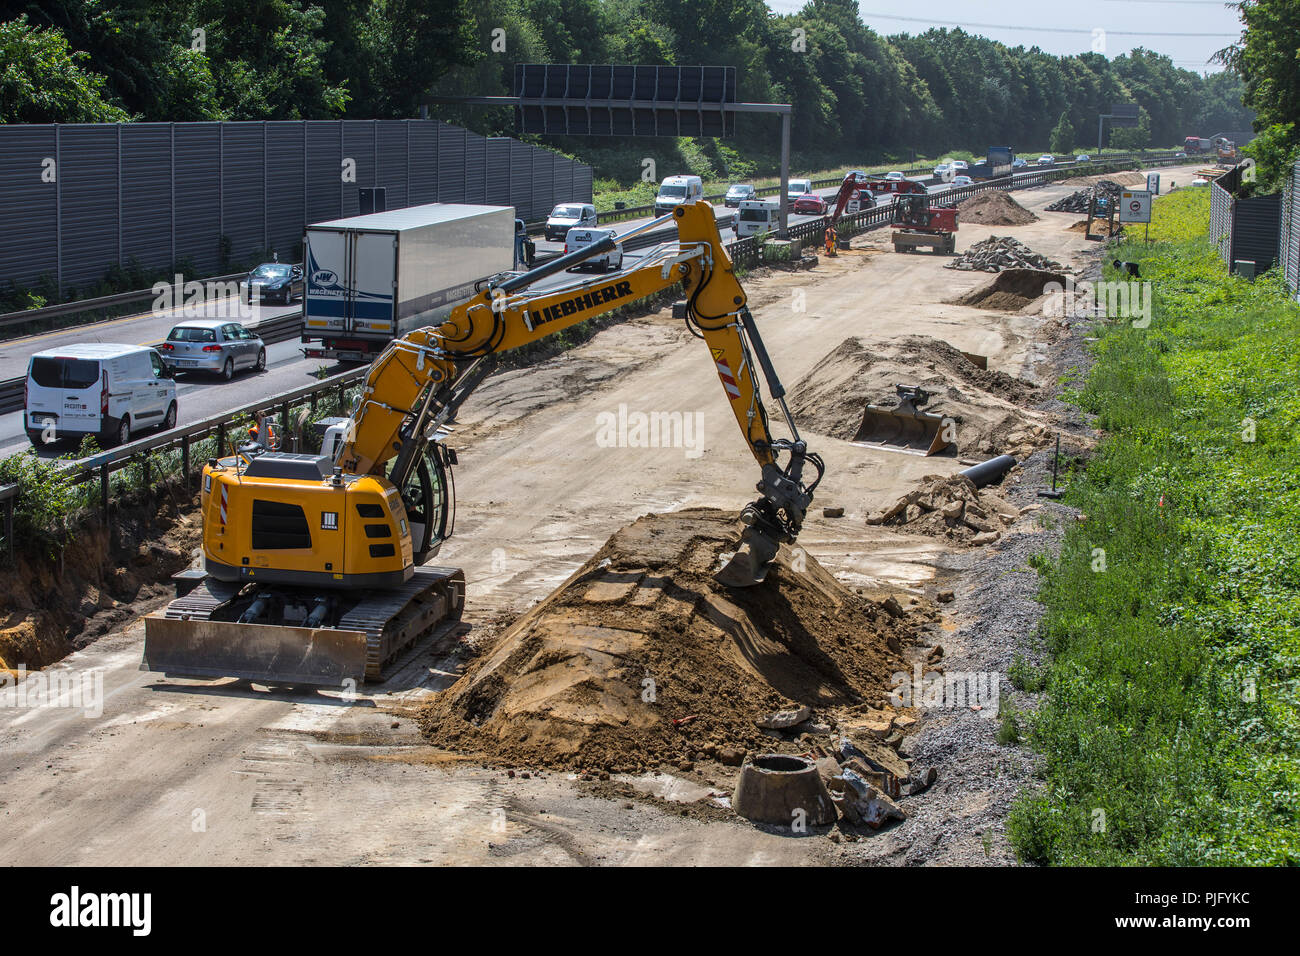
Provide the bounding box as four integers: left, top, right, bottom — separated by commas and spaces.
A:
142, 201, 823, 684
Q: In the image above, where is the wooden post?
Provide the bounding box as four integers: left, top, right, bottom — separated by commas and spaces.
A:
182, 434, 190, 485
100, 463, 109, 519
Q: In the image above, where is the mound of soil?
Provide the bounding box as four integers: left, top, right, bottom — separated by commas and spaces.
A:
417, 509, 912, 773
1067, 218, 1122, 236
866, 473, 1021, 545
953, 268, 1068, 312
784, 336, 1048, 459
956, 190, 1038, 225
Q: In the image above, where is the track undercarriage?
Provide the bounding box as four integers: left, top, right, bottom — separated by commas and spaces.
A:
142, 566, 465, 685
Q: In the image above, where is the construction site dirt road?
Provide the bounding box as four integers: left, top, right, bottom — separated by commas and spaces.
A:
0, 166, 1207, 865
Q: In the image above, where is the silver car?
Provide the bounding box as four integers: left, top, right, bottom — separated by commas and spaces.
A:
160, 319, 266, 380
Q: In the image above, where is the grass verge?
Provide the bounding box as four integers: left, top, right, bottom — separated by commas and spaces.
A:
1008, 186, 1300, 865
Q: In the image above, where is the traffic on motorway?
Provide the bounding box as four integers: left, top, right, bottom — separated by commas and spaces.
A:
3, 154, 1077, 462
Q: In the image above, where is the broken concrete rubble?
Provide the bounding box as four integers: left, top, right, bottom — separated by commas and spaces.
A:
946, 235, 1063, 273
866, 473, 1020, 545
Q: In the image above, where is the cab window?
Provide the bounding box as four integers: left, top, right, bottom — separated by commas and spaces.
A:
149, 352, 166, 379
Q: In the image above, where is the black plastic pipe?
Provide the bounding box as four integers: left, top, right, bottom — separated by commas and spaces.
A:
960, 454, 1016, 488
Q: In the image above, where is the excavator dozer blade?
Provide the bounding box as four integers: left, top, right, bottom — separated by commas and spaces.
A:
142, 615, 370, 685
141, 566, 465, 686
855, 404, 952, 456
716, 525, 782, 588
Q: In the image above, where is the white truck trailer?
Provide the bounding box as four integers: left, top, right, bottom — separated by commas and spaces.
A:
301, 203, 517, 363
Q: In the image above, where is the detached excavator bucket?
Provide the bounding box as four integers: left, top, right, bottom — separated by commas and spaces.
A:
854, 384, 953, 456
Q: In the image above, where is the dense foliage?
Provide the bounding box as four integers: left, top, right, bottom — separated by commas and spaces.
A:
1218, 0, 1300, 190
1, 0, 1253, 164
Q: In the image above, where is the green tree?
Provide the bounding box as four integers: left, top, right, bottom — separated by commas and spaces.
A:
1217, 0, 1300, 188
1049, 110, 1075, 154
0, 14, 129, 121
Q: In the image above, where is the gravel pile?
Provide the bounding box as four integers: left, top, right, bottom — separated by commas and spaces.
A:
945, 236, 1063, 272
1044, 179, 1124, 213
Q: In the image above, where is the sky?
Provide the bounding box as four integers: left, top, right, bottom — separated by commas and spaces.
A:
764, 0, 1246, 73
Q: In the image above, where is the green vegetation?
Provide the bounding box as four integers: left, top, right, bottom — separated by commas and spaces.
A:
3, 3, 1252, 164
1008, 188, 1300, 865
1218, 0, 1300, 191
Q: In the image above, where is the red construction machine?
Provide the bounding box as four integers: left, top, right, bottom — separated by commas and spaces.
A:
824, 173, 957, 255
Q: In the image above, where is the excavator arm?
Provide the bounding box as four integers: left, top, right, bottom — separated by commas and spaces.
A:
336, 201, 822, 583
140, 201, 821, 686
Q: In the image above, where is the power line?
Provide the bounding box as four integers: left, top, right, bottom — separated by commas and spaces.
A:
861, 12, 1237, 38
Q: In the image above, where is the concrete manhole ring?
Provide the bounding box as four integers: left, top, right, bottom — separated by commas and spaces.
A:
732, 753, 836, 826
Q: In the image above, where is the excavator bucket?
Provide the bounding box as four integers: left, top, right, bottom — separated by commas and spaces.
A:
854, 384, 953, 456
716, 525, 781, 588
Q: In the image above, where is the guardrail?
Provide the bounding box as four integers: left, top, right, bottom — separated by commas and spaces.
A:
0, 272, 248, 332
0, 366, 371, 556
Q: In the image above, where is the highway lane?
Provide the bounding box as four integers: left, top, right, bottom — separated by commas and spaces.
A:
0, 171, 975, 460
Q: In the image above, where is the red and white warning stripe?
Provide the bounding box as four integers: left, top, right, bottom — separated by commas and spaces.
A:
219, 483, 228, 525
716, 359, 742, 399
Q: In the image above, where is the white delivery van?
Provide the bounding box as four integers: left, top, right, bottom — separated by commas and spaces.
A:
564, 227, 623, 272
734, 199, 779, 238
787, 178, 813, 199
654, 175, 704, 216
25, 344, 177, 448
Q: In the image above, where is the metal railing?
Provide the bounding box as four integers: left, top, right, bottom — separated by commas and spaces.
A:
0, 366, 371, 558
0, 273, 248, 332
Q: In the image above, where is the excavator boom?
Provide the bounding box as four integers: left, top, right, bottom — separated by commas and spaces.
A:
142, 201, 821, 684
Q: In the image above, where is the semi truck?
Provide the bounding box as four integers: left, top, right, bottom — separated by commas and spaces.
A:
300, 203, 518, 363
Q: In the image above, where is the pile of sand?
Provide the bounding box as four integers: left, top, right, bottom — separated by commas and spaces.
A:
956, 190, 1038, 225
866, 473, 1021, 545
784, 336, 1048, 459
417, 509, 912, 773
1068, 218, 1122, 236
953, 268, 1068, 312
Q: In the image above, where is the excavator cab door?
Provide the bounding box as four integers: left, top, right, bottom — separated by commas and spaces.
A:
389, 441, 452, 565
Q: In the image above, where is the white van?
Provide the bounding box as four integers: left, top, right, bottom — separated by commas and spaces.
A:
654, 175, 704, 216
787, 178, 813, 200
564, 227, 623, 272
25, 344, 177, 448
734, 199, 780, 238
